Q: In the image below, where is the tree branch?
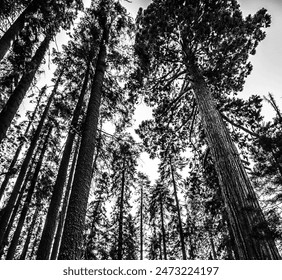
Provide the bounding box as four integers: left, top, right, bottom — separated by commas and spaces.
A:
220, 113, 259, 138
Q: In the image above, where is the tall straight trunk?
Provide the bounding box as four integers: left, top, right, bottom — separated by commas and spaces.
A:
36, 58, 92, 260
159, 232, 162, 260
0, 33, 52, 143
169, 156, 187, 260
209, 232, 217, 260
0, 72, 61, 247
29, 218, 43, 259
159, 195, 167, 260
0, 86, 45, 201
58, 34, 107, 260
189, 64, 280, 259
19, 204, 40, 260
6, 126, 52, 260
117, 157, 126, 260
140, 184, 143, 260
50, 139, 79, 260
0, 0, 43, 61
0, 150, 38, 258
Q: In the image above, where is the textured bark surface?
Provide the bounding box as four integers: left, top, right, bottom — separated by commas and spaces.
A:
189, 64, 280, 260
0, 34, 51, 143
58, 39, 107, 260
50, 140, 80, 260
36, 60, 92, 260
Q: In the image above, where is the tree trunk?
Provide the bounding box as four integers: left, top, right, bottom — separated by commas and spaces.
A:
50, 139, 79, 260
0, 86, 45, 201
28, 217, 42, 259
5, 126, 52, 260
140, 184, 143, 260
0, 72, 61, 247
0, 150, 38, 258
117, 157, 126, 260
19, 204, 40, 260
209, 232, 217, 260
159, 195, 167, 260
0, 33, 52, 143
189, 64, 281, 259
36, 58, 92, 260
169, 155, 187, 260
159, 232, 162, 260
58, 34, 107, 260
0, 0, 43, 62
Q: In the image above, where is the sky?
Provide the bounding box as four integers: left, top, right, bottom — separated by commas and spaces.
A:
238, 0, 282, 119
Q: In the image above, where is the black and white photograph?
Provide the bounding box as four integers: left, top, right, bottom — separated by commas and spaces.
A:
0, 1, 281, 275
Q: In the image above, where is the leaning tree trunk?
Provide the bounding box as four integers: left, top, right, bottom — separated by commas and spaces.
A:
189, 63, 281, 259
5, 126, 52, 260
0, 86, 45, 201
0, 73, 60, 247
169, 155, 187, 260
0, 0, 44, 62
0, 33, 52, 143
58, 33, 107, 260
36, 58, 92, 260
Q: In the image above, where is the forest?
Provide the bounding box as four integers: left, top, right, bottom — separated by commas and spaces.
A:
0, 0, 281, 260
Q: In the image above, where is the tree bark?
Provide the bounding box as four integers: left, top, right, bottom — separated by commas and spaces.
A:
0, 86, 45, 201
0, 72, 61, 247
0, 0, 44, 62
169, 156, 187, 260
0, 150, 38, 258
159, 232, 162, 260
58, 35, 107, 260
209, 232, 217, 260
19, 204, 40, 260
140, 184, 143, 260
49, 138, 79, 260
189, 63, 281, 259
29, 218, 43, 259
5, 126, 52, 259
0, 33, 52, 143
36, 58, 92, 260
159, 195, 167, 260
